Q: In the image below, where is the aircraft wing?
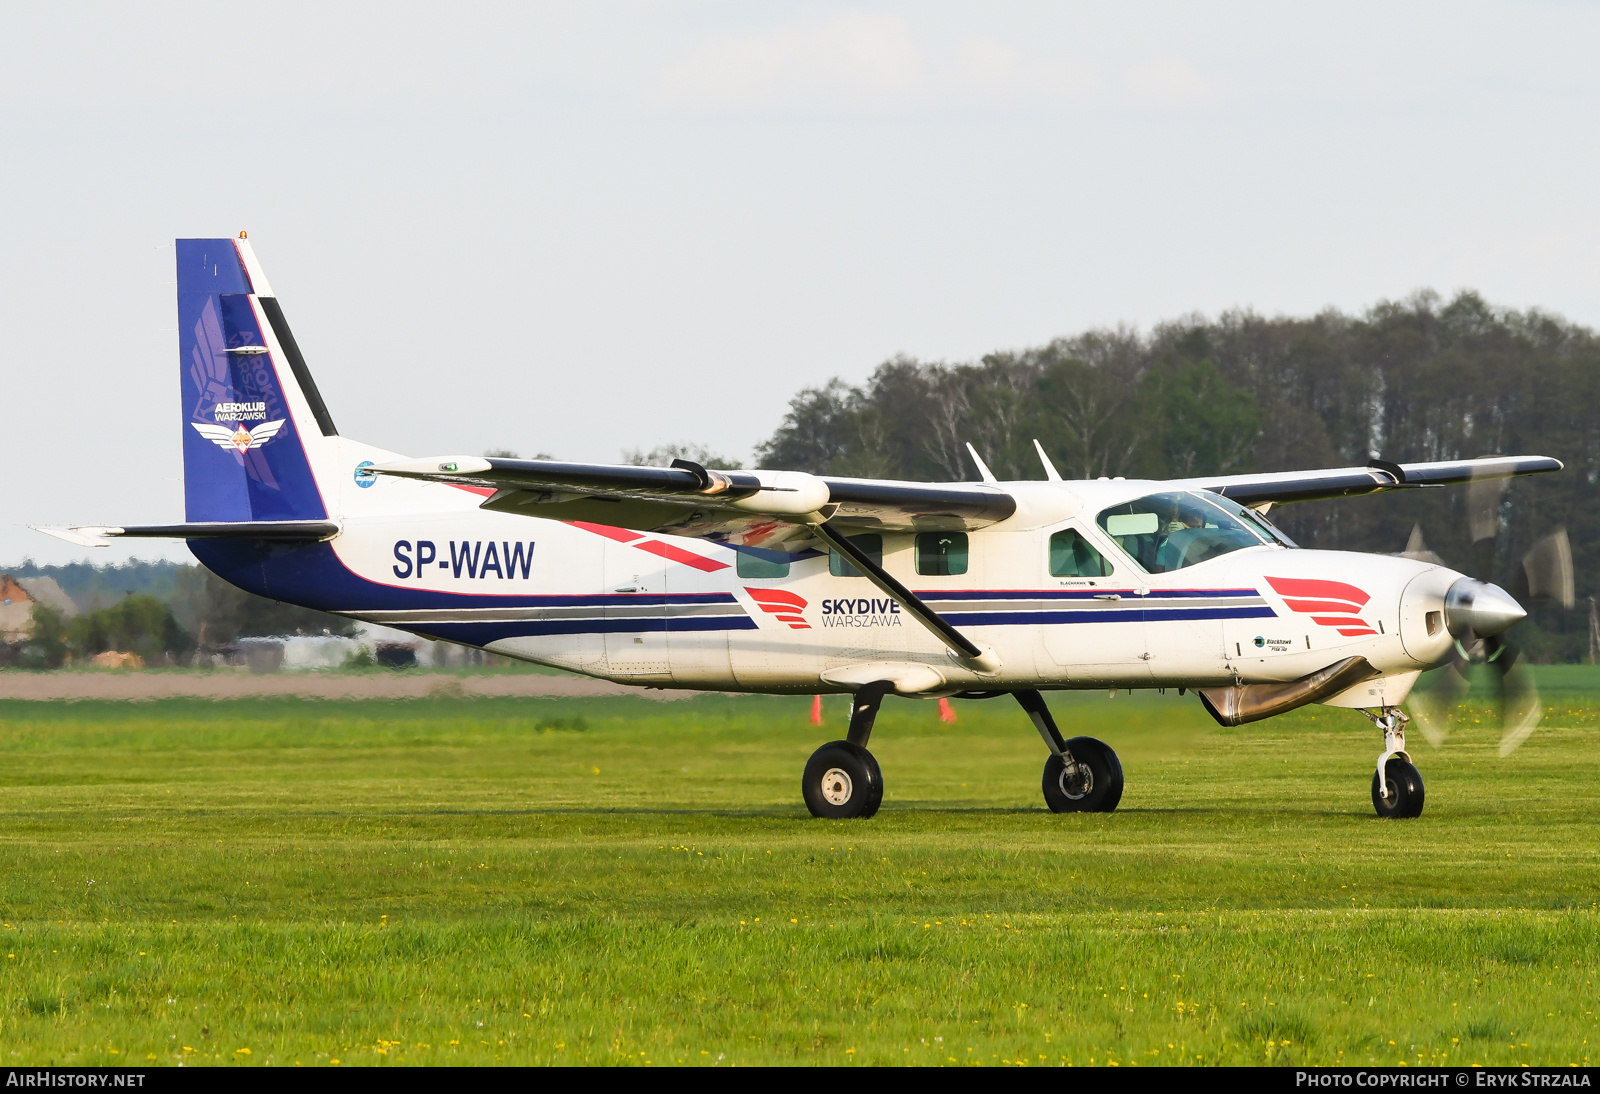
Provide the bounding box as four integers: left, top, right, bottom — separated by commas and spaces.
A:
369, 456, 1017, 550
1181, 455, 1563, 508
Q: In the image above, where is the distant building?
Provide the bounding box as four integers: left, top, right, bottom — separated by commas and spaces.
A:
0, 574, 79, 644
229, 624, 491, 673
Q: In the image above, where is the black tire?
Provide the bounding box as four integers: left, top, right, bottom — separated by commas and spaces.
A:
802, 741, 883, 819
1371, 757, 1425, 819
1042, 736, 1124, 813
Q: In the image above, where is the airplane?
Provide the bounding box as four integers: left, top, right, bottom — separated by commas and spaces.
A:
38, 235, 1566, 821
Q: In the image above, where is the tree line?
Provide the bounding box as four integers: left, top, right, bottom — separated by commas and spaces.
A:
755, 291, 1600, 661
3, 564, 356, 669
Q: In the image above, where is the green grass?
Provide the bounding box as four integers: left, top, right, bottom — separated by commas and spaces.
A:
0, 685, 1597, 1067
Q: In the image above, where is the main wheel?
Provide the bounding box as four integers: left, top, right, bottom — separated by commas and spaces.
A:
1042, 736, 1124, 813
1371, 757, 1425, 818
802, 741, 884, 819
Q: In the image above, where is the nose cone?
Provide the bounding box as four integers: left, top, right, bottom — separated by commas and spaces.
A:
1444, 578, 1527, 638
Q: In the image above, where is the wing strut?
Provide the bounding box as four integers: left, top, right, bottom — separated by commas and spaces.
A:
809, 520, 1001, 675
1014, 688, 1074, 762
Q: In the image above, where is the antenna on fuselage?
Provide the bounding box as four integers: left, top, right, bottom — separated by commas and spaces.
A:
965, 442, 998, 484
1032, 439, 1062, 482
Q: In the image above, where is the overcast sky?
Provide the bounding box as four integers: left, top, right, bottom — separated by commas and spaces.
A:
5, 1, 1599, 566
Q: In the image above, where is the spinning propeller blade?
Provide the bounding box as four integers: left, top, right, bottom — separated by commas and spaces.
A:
1487, 528, 1573, 756
1406, 660, 1466, 748
1402, 478, 1575, 755
1521, 530, 1575, 611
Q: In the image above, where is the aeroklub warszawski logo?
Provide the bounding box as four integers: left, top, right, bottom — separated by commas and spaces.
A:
191, 400, 286, 454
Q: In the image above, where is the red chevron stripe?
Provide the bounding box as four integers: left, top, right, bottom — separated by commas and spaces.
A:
1281, 597, 1367, 615
746, 587, 807, 609
633, 539, 729, 572
745, 587, 810, 629
1265, 576, 1371, 606
568, 521, 645, 544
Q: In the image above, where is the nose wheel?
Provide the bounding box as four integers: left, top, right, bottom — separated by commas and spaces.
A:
1366, 707, 1425, 818
1372, 756, 1425, 818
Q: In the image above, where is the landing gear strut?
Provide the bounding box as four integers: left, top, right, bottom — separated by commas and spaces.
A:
1015, 689, 1123, 813
802, 681, 890, 819
1365, 707, 1425, 819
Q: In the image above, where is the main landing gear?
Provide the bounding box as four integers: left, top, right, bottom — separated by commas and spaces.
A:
801, 685, 1123, 818
1016, 689, 1123, 813
1366, 707, 1425, 819
802, 681, 890, 819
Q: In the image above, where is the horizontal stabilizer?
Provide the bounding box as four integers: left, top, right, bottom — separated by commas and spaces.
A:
32, 521, 340, 547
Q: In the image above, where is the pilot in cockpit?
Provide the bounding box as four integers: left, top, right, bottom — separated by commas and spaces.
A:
1156, 502, 1209, 571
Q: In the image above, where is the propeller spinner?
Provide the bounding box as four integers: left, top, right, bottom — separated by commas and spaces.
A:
1443, 578, 1526, 639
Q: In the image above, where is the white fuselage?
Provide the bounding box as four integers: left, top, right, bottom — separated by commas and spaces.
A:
321, 455, 1458, 701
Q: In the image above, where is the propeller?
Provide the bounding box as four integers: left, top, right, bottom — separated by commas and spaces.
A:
1403, 483, 1574, 756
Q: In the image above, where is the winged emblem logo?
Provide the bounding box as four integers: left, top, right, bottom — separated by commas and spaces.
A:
192, 419, 286, 454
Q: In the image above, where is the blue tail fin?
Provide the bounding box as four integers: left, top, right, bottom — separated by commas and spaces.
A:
177, 236, 336, 522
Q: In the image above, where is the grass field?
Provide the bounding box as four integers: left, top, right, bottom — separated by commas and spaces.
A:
0, 669, 1598, 1067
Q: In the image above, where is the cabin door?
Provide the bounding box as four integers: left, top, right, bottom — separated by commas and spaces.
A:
1139, 582, 1230, 686
603, 555, 670, 680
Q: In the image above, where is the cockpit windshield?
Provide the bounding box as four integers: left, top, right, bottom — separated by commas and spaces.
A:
1096, 491, 1290, 573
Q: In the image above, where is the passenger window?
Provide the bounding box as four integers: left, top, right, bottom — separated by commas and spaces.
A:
829, 533, 884, 577
736, 549, 790, 579
915, 532, 968, 576
1049, 528, 1113, 577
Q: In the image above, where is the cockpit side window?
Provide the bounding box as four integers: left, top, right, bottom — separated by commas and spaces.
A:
1049, 528, 1113, 577
1206, 491, 1298, 547
1096, 491, 1277, 574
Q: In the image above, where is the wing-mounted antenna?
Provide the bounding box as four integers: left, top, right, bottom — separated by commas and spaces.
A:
1032, 439, 1062, 482
965, 442, 998, 484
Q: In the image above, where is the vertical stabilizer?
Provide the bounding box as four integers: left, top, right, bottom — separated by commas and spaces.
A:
177, 236, 336, 522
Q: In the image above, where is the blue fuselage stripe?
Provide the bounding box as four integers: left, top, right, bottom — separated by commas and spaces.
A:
941, 605, 1277, 626
1143, 606, 1277, 622
917, 588, 1263, 601
408, 616, 757, 645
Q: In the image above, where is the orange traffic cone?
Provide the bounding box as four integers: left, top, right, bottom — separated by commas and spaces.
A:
811, 694, 823, 726
939, 697, 957, 724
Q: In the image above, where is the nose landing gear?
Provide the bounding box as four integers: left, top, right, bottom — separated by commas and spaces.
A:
1365, 707, 1425, 818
